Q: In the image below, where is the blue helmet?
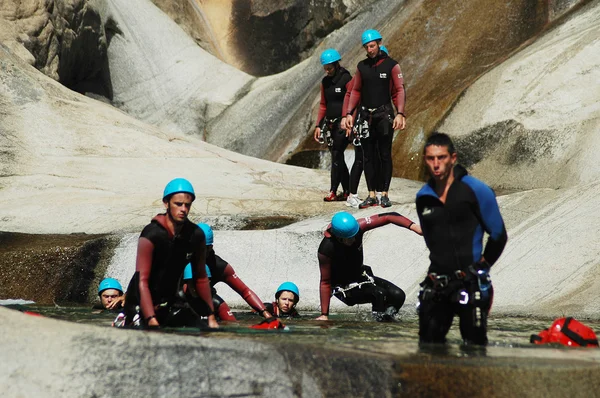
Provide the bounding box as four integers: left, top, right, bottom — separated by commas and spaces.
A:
276, 282, 300, 301
331, 211, 359, 238
183, 264, 211, 280
320, 48, 341, 65
361, 29, 382, 46
380, 45, 388, 55
98, 278, 123, 295
197, 223, 214, 245
163, 178, 195, 202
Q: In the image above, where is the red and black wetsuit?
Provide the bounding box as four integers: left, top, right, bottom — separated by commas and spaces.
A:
345, 52, 405, 193
317, 212, 415, 316
124, 214, 213, 327
317, 66, 353, 194
205, 247, 268, 318
416, 165, 508, 345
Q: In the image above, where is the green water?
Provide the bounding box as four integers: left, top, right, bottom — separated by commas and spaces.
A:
9, 304, 600, 363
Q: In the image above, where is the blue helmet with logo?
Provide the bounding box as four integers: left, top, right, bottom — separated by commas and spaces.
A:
320, 48, 341, 65
163, 178, 195, 202
275, 282, 300, 301
197, 223, 214, 245
380, 45, 388, 55
361, 29, 382, 46
98, 278, 123, 295
331, 211, 359, 238
183, 264, 212, 280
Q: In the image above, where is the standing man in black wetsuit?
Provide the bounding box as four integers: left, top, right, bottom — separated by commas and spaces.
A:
316, 211, 422, 322
345, 29, 406, 209
314, 48, 354, 202
416, 133, 508, 345
122, 178, 218, 329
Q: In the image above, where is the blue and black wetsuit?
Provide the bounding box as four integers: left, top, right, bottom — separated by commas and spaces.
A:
416, 164, 507, 345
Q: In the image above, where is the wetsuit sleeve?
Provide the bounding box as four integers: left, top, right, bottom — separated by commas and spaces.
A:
318, 252, 333, 315
316, 84, 327, 126
221, 264, 267, 312
135, 237, 156, 321
342, 77, 354, 116
358, 212, 414, 233
465, 177, 508, 265
192, 239, 214, 314
346, 68, 362, 115
390, 64, 405, 116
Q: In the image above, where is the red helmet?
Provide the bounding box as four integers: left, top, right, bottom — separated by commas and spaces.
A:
531, 317, 599, 347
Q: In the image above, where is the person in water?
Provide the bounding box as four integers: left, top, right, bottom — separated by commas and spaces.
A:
263, 282, 300, 318
182, 262, 236, 321
183, 223, 273, 321
416, 132, 507, 346
316, 211, 422, 322
121, 178, 218, 329
345, 30, 406, 209
94, 278, 125, 311
314, 48, 353, 202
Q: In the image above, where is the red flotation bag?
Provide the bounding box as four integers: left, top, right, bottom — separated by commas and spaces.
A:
530, 317, 599, 347
251, 317, 286, 330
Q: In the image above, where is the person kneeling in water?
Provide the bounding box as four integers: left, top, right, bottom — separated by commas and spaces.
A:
263, 282, 300, 319
316, 211, 422, 322
182, 263, 236, 321
94, 278, 125, 311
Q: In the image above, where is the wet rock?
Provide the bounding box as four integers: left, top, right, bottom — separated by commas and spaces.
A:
0, 232, 117, 304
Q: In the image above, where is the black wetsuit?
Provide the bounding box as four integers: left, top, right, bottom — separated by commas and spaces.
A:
318, 67, 353, 194
317, 212, 415, 318
416, 165, 508, 345
346, 52, 405, 193
123, 215, 211, 328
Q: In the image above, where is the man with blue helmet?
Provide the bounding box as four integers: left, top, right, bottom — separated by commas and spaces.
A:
314, 48, 354, 202
345, 29, 407, 209
416, 133, 507, 346
121, 178, 218, 329
95, 278, 125, 310
263, 282, 300, 318
316, 211, 422, 322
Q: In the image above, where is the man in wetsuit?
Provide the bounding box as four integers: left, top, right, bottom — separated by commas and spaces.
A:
183, 223, 272, 321
345, 30, 406, 209
122, 178, 218, 329
316, 211, 422, 322
341, 45, 391, 208
416, 132, 507, 345
314, 48, 354, 202
94, 278, 125, 311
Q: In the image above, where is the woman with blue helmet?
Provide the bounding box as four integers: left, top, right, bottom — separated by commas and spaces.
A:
263, 282, 300, 318
120, 178, 218, 329
345, 30, 407, 209
316, 211, 422, 322
182, 223, 273, 321
314, 48, 354, 203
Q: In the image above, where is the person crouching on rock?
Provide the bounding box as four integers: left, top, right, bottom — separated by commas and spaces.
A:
120, 178, 218, 329
94, 278, 125, 311
264, 282, 300, 319
316, 211, 422, 322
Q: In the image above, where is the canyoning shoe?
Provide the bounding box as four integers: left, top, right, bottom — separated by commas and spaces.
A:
324, 192, 338, 202
346, 195, 361, 208
373, 306, 398, 322
379, 195, 392, 208
335, 192, 349, 201
358, 196, 378, 209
